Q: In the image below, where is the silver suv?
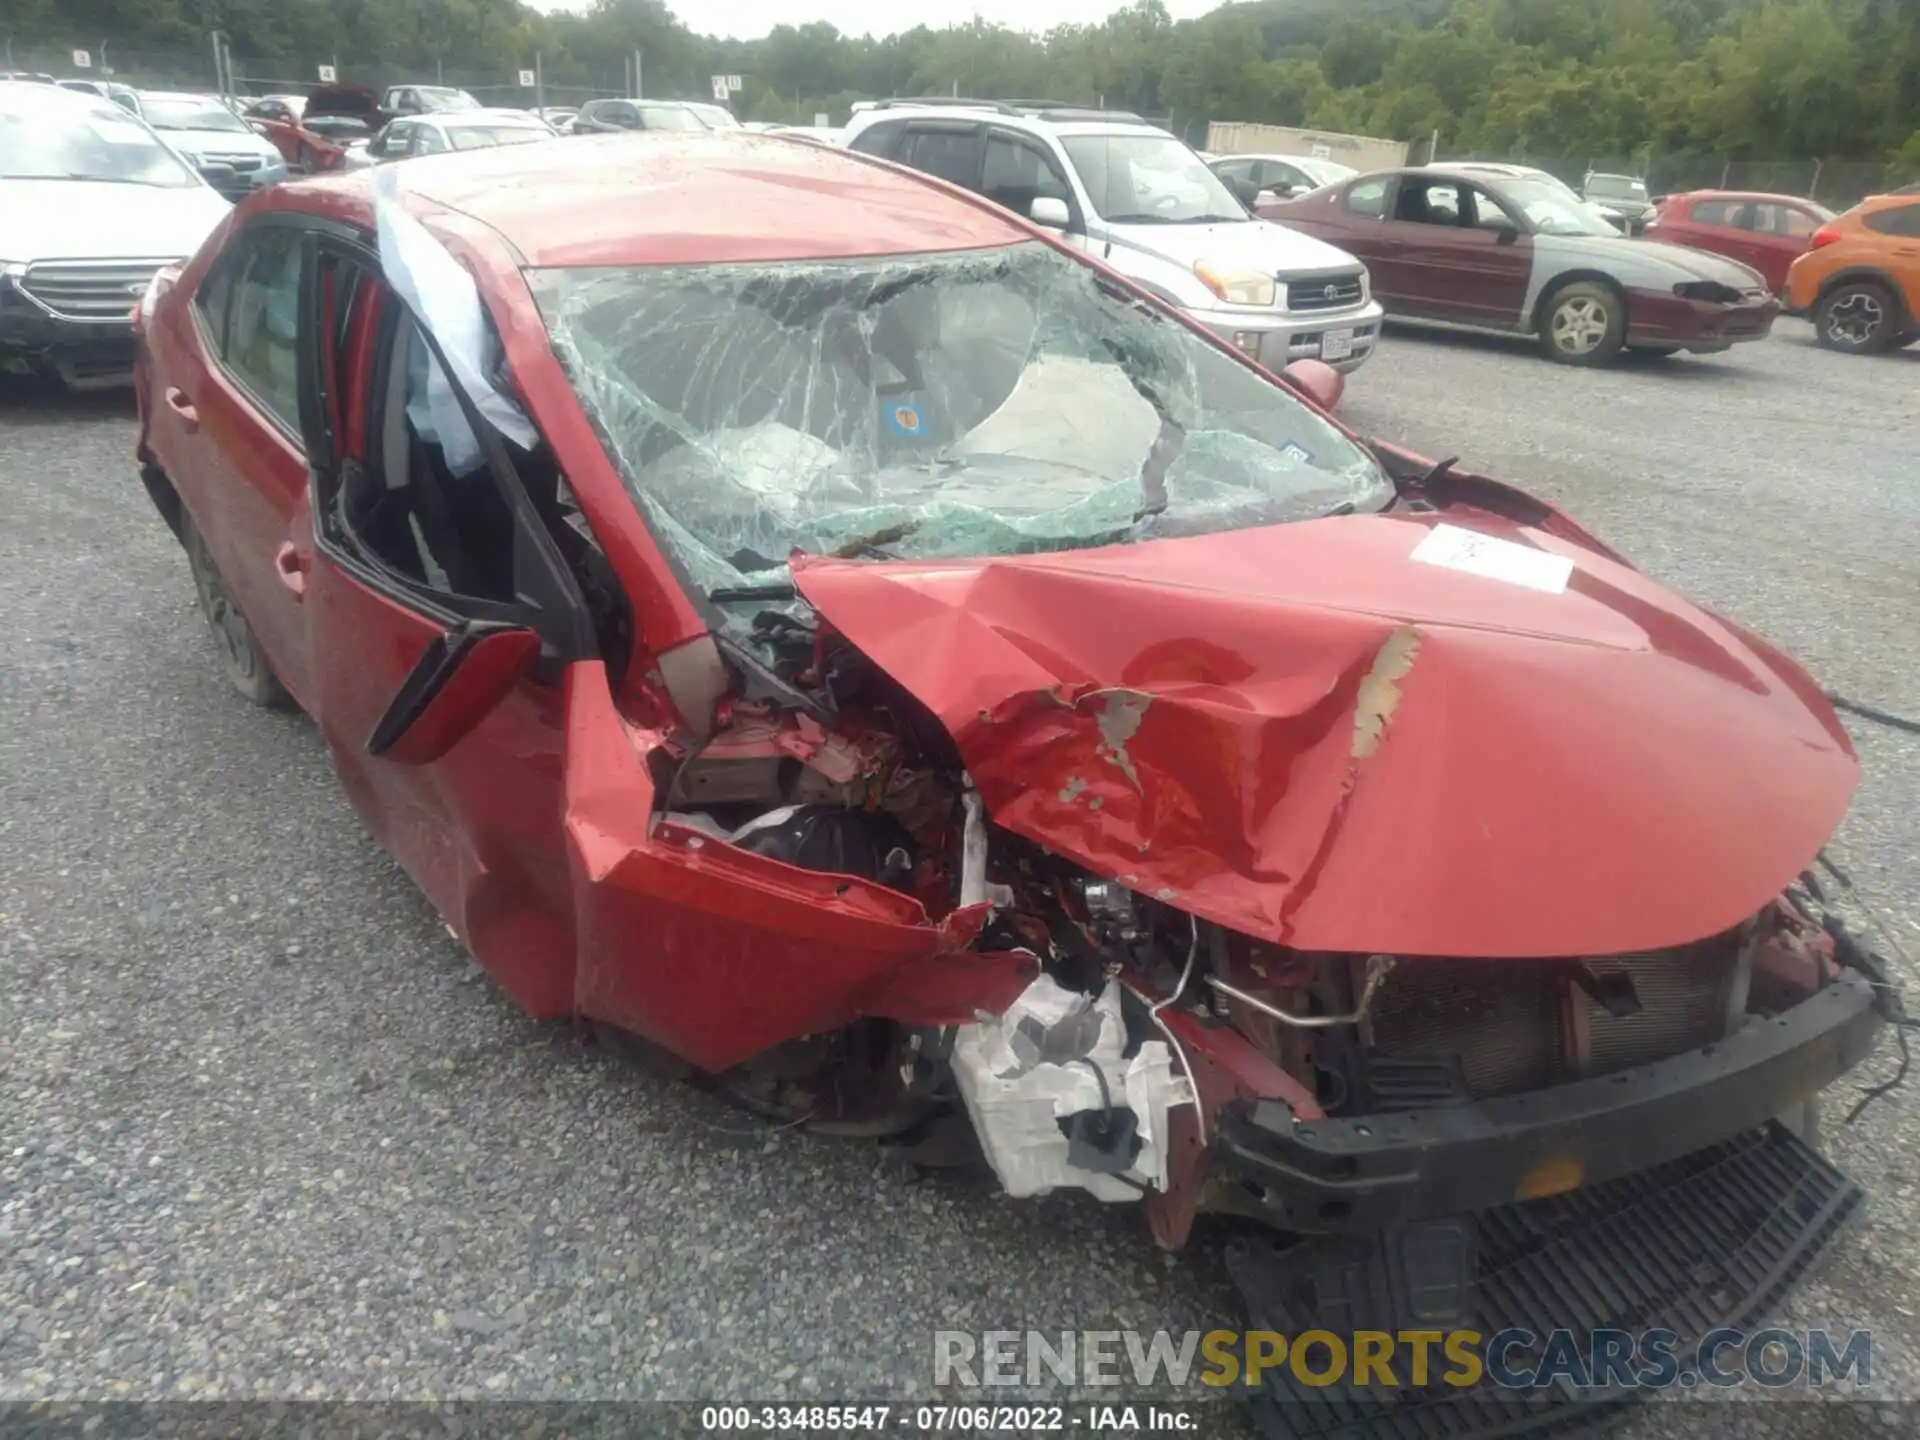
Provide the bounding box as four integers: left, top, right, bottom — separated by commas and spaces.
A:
843, 100, 1384, 372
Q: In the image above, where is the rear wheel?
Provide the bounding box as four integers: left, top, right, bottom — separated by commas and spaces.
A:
1539, 281, 1626, 366
1815, 281, 1901, 354
183, 516, 289, 708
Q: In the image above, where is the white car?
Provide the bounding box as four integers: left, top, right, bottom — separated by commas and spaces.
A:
844, 101, 1385, 372
344, 109, 557, 170
1209, 152, 1359, 200
0, 82, 230, 388
136, 90, 289, 200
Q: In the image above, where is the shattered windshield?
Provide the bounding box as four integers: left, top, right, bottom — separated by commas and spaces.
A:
530, 241, 1389, 612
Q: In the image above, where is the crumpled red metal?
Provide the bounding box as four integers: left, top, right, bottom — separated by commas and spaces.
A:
795, 509, 1857, 960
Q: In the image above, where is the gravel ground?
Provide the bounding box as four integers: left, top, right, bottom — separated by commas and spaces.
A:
1, 320, 1916, 1437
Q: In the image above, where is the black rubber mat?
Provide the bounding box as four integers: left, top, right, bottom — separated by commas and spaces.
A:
1231, 1123, 1865, 1439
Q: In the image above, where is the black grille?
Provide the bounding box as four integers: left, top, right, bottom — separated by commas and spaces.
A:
1289, 273, 1365, 313
16, 260, 170, 322
1234, 1124, 1865, 1440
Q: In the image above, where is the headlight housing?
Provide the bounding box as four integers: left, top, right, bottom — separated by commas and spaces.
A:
1193, 260, 1277, 308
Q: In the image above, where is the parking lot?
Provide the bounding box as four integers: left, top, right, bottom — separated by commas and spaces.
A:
1, 319, 1916, 1436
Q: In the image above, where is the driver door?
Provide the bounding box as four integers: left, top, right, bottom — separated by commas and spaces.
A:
1377, 176, 1532, 328
292, 230, 595, 1018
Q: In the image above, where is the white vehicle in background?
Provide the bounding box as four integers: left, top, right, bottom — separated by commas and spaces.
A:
379, 84, 481, 117
136, 91, 288, 200
844, 99, 1385, 372
1209, 152, 1359, 201
683, 101, 742, 130
766, 124, 843, 144
343, 109, 557, 169
0, 81, 230, 388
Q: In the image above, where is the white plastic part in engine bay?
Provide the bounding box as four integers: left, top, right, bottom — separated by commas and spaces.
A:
951, 974, 1194, 1203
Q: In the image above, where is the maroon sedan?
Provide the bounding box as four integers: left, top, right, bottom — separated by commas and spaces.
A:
1267, 167, 1781, 363
1644, 190, 1836, 295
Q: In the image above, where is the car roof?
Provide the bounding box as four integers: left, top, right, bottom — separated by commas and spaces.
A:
1663, 189, 1817, 205
431, 109, 547, 125
848, 102, 1168, 139
297, 131, 1028, 268
0, 80, 125, 115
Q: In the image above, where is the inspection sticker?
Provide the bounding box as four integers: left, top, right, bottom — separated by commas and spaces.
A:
1410, 523, 1574, 594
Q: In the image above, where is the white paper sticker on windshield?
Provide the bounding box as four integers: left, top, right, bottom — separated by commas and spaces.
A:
1410, 524, 1573, 594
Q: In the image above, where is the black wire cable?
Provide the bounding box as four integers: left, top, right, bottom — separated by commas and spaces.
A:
1826, 691, 1920, 736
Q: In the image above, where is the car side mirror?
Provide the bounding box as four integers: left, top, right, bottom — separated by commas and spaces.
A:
248, 120, 269, 135
1029, 196, 1070, 229
368, 624, 544, 765
1280, 358, 1344, 412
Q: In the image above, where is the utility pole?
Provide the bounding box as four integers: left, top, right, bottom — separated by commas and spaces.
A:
633, 47, 643, 98
535, 50, 544, 118
209, 30, 224, 94
436, 55, 444, 85
1427, 128, 1440, 164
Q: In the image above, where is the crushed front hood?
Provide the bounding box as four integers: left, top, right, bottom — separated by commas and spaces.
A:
793, 513, 1857, 959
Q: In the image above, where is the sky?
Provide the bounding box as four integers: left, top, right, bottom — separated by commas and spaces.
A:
525, 2, 1226, 42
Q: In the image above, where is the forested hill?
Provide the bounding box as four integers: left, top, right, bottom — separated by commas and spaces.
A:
6, 0, 1917, 165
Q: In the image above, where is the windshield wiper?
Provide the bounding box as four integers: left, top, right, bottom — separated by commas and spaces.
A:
708, 582, 796, 604
1102, 212, 1178, 224
828, 518, 921, 560
1172, 212, 1246, 224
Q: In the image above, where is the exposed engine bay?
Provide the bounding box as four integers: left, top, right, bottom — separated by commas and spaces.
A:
638, 594, 1888, 1227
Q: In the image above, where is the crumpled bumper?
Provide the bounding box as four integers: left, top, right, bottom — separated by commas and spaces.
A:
1213, 972, 1885, 1234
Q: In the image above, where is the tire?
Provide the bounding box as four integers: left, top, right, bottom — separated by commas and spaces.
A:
1539, 280, 1626, 366
183, 516, 290, 708
1814, 281, 1901, 355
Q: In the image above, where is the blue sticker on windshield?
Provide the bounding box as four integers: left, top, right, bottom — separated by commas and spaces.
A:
1282, 441, 1313, 464
885, 400, 928, 439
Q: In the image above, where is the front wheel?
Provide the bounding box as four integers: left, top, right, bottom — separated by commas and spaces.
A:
1815, 281, 1901, 354
184, 516, 289, 708
1540, 281, 1626, 366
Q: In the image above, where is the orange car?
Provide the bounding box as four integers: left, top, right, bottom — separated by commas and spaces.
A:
1784, 190, 1920, 353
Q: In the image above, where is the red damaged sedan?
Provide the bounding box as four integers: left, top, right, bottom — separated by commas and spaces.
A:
134, 133, 1888, 1430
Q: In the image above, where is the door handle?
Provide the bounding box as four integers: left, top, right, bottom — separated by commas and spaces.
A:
274, 542, 308, 599
164, 387, 198, 430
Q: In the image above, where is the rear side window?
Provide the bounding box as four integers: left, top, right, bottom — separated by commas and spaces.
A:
222, 226, 306, 431
846, 119, 904, 158
1688, 199, 1739, 227
1864, 204, 1920, 238
900, 125, 984, 189
1346, 178, 1389, 218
